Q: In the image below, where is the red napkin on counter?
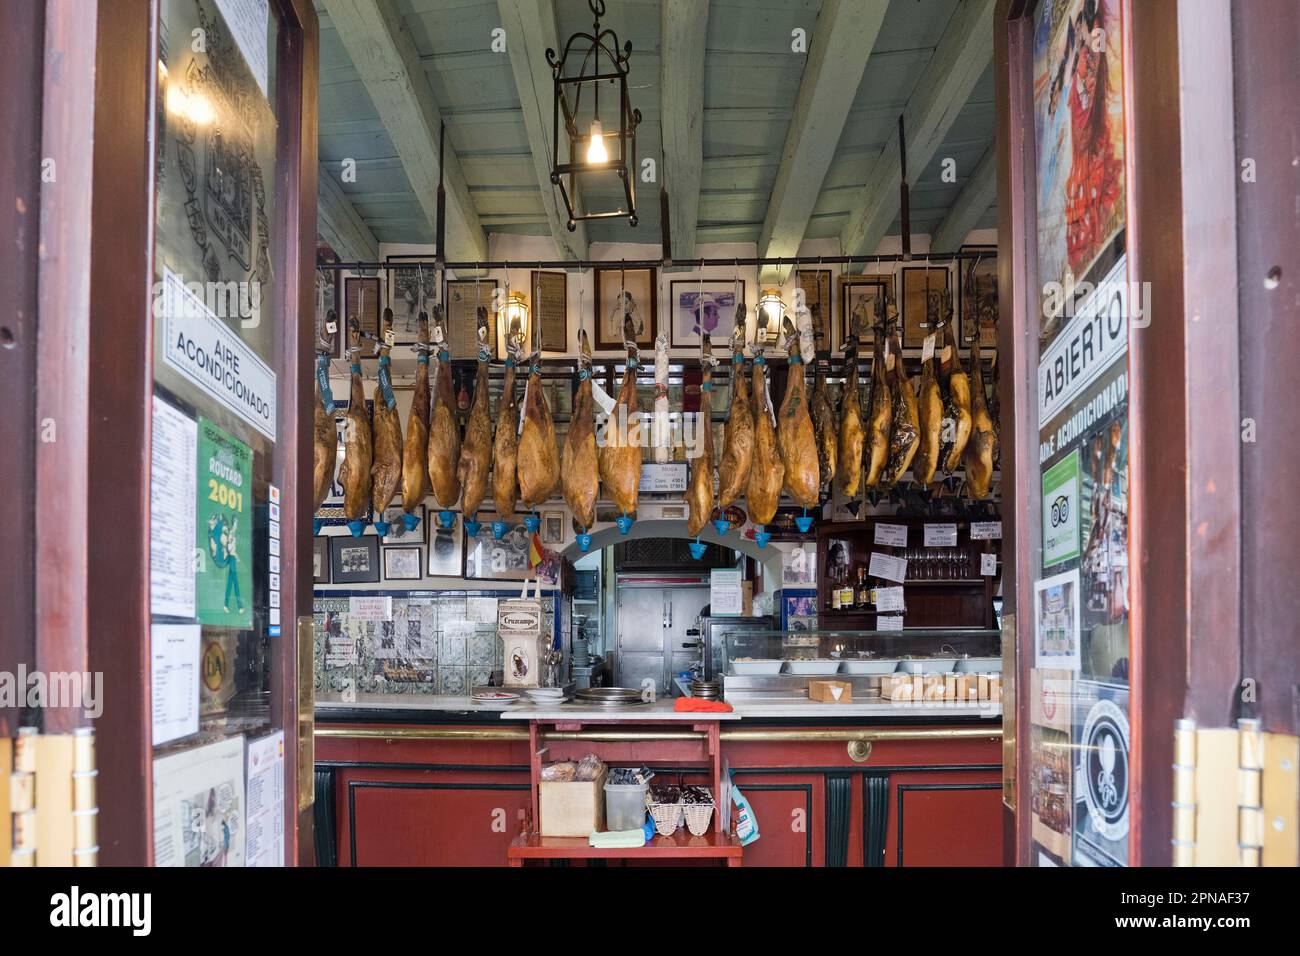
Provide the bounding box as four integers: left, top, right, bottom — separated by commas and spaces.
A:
673, 697, 734, 713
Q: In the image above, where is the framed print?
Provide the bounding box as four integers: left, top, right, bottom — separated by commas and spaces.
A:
385, 255, 438, 344
426, 513, 464, 578
313, 537, 330, 584
383, 546, 423, 582
379, 505, 425, 545
795, 270, 833, 347
594, 266, 656, 351
532, 270, 568, 352
782, 540, 817, 587
314, 267, 341, 357
900, 266, 950, 349
541, 510, 565, 545
329, 535, 381, 584
444, 279, 499, 358
343, 276, 381, 343
668, 280, 737, 348
463, 514, 532, 581
838, 275, 894, 341
959, 246, 999, 349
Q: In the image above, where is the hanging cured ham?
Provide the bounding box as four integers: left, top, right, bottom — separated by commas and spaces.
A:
965, 337, 996, 499
457, 307, 493, 519
913, 330, 944, 488
836, 336, 866, 498
686, 335, 716, 537
312, 312, 338, 519
777, 318, 819, 510
716, 312, 753, 508
880, 325, 919, 489
863, 324, 893, 490
492, 334, 522, 520
562, 329, 599, 532
517, 348, 561, 510
426, 306, 462, 512
370, 308, 404, 533
401, 313, 432, 521
599, 317, 643, 518
810, 356, 837, 491
746, 351, 785, 526
338, 322, 373, 534
937, 317, 972, 476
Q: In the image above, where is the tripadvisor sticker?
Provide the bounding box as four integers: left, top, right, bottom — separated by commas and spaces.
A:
1042, 449, 1080, 568
196, 417, 253, 628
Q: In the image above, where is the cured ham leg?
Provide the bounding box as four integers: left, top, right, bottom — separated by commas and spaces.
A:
864, 325, 892, 489
401, 313, 432, 522
312, 311, 338, 522
457, 307, 493, 519
517, 349, 561, 510
913, 333, 944, 487
880, 327, 919, 489
777, 318, 819, 509
938, 316, 972, 476
562, 329, 599, 531
746, 354, 784, 526
426, 307, 462, 512
338, 323, 373, 535
964, 337, 995, 499
811, 356, 837, 491
716, 313, 753, 508
370, 308, 404, 533
599, 317, 643, 518
686, 335, 716, 537
836, 337, 866, 497
492, 335, 522, 521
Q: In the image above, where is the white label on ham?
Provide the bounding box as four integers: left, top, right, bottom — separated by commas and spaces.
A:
922, 334, 936, 362
591, 379, 617, 415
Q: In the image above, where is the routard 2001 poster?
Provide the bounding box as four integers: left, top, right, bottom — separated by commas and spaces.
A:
196, 417, 253, 629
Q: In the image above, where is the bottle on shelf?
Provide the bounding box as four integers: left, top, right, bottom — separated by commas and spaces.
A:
839, 573, 855, 612
856, 568, 873, 609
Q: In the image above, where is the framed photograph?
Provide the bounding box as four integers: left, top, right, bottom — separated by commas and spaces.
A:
838, 274, 894, 341
444, 279, 499, 359
1034, 567, 1081, 671
958, 246, 998, 349
541, 510, 565, 546
668, 280, 737, 348
343, 276, 381, 343
383, 546, 423, 581
426, 513, 464, 578
594, 266, 656, 351
314, 266, 341, 357
532, 270, 568, 352
463, 514, 533, 581
795, 270, 833, 347
313, 537, 331, 585
900, 266, 951, 350
329, 535, 381, 584
782, 541, 817, 587
379, 505, 425, 545
385, 255, 438, 344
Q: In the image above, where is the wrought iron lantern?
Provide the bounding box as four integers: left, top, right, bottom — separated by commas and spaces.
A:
546, 0, 642, 229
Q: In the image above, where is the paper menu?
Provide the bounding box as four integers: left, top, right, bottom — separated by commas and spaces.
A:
874, 523, 908, 547
246, 731, 285, 867
868, 552, 908, 584
150, 397, 197, 618
151, 624, 200, 746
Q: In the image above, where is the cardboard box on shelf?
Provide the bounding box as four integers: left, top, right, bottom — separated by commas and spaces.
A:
539, 766, 608, 837
808, 680, 852, 704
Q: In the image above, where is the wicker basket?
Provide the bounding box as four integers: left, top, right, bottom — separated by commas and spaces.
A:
683, 802, 715, 836
648, 801, 683, 837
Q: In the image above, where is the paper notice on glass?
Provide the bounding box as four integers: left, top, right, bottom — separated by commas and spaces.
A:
349, 595, 392, 621
874, 523, 908, 547
150, 397, 197, 618
874, 586, 906, 613
153, 735, 246, 867
324, 635, 357, 669
970, 521, 1003, 540
245, 731, 285, 867
981, 553, 998, 576
215, 0, 269, 97
924, 523, 958, 547
877, 615, 904, 631
466, 597, 499, 624
868, 552, 908, 583
151, 624, 200, 746
445, 620, 477, 642
710, 569, 744, 616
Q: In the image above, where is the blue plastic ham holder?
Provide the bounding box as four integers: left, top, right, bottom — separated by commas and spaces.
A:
576, 532, 592, 553
373, 519, 391, 536
347, 520, 368, 537
795, 511, 814, 533
616, 514, 635, 535
437, 510, 456, 530
754, 526, 772, 548
688, 538, 707, 560
525, 514, 541, 534
463, 517, 482, 537
712, 518, 730, 536
492, 520, 508, 540
401, 512, 422, 532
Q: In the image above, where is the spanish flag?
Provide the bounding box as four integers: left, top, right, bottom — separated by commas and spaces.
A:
528, 532, 545, 569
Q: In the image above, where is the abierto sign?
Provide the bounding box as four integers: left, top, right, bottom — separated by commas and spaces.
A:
162, 268, 277, 440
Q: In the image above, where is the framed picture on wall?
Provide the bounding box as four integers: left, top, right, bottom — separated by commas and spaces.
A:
668, 280, 737, 348
383, 546, 423, 582
385, 255, 438, 345
343, 276, 381, 344
901, 266, 951, 350
427, 513, 464, 578
795, 270, 833, 347
314, 266, 342, 357
444, 279, 499, 358
313, 537, 331, 584
541, 510, 565, 545
330, 535, 381, 584
958, 246, 999, 350
838, 275, 894, 341
379, 505, 425, 545
463, 514, 533, 581
532, 270, 568, 352
594, 266, 656, 351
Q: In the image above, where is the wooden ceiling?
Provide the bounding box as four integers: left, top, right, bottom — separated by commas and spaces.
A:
315, 0, 996, 269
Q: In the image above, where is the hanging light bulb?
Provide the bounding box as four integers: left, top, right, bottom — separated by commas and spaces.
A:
757, 289, 785, 344
586, 119, 608, 164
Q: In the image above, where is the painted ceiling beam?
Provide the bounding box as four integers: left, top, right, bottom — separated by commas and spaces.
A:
317, 167, 380, 263
839, 0, 995, 259
659, 0, 710, 265
496, 0, 588, 260
320, 0, 488, 261
757, 0, 889, 284
929, 145, 996, 254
